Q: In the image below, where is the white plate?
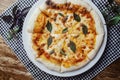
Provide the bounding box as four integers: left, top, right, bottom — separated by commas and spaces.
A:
22, 0, 107, 77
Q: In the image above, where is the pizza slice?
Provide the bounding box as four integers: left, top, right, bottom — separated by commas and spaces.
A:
33, 33, 66, 72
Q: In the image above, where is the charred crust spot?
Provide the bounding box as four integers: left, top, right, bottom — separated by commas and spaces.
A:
66, 2, 71, 8
46, 0, 53, 6
52, 4, 56, 8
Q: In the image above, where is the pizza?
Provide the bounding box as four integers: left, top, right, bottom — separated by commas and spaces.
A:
28, 0, 104, 72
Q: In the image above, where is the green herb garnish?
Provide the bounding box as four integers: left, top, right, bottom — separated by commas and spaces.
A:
7, 27, 19, 40
102, 0, 120, 26
73, 13, 81, 22
82, 24, 88, 36
107, 15, 120, 26
1, 6, 31, 40
46, 21, 52, 33
69, 41, 76, 53
47, 36, 53, 48
62, 28, 68, 33
58, 13, 64, 17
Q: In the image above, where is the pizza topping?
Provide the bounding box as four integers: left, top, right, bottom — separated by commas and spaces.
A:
46, 21, 52, 33
82, 24, 88, 36
73, 13, 81, 22
47, 36, 53, 48
62, 27, 68, 33
60, 49, 66, 56
49, 49, 55, 54
58, 13, 64, 17
62, 16, 68, 23
69, 41, 76, 53
37, 48, 45, 57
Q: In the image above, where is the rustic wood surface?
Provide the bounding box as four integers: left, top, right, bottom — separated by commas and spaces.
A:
0, 0, 120, 80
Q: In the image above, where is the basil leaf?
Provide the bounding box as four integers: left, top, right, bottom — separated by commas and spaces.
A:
47, 36, 52, 48
21, 7, 31, 17
46, 21, 52, 33
108, 15, 120, 26
62, 28, 68, 33
73, 13, 81, 22
7, 27, 19, 40
10, 23, 15, 29
112, 6, 120, 14
1, 15, 13, 23
13, 27, 20, 33
17, 19, 24, 32
60, 49, 66, 56
69, 41, 76, 53
82, 24, 88, 36
13, 5, 18, 16
58, 13, 64, 17
7, 31, 14, 40
102, 11, 108, 20
108, 0, 114, 4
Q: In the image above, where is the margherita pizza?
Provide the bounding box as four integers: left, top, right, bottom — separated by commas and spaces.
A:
29, 0, 104, 72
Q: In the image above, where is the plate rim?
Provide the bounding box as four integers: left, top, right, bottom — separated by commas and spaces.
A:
22, 0, 107, 77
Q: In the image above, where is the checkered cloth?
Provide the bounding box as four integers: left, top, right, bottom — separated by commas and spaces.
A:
0, 0, 120, 80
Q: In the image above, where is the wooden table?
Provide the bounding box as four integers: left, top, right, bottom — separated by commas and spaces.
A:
0, 0, 120, 80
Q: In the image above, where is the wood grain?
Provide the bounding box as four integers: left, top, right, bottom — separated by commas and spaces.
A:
0, 0, 16, 13
0, 0, 120, 80
94, 58, 120, 80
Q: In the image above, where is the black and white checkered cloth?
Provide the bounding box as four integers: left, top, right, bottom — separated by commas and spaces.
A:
0, 0, 120, 80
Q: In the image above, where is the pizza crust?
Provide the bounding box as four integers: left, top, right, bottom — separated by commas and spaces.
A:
39, 0, 67, 11
87, 34, 104, 60
67, 0, 92, 11
87, 10, 104, 60
52, 0, 67, 4
90, 10, 104, 35
36, 58, 61, 72
87, 50, 97, 60
61, 58, 90, 72
27, 8, 41, 33
95, 34, 104, 51
38, 0, 48, 11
